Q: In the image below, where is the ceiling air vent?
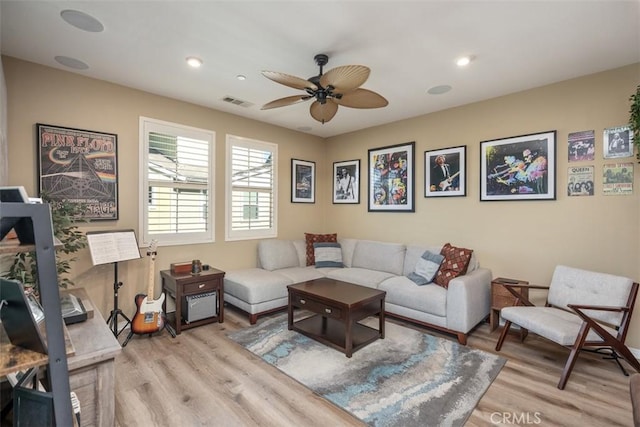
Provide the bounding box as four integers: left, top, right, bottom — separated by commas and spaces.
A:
221, 96, 253, 108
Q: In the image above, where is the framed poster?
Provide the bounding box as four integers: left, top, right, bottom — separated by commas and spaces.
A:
567, 166, 594, 196
368, 141, 415, 212
291, 158, 315, 203
425, 145, 466, 197
37, 123, 118, 220
603, 126, 633, 159
333, 159, 360, 204
603, 162, 633, 195
567, 130, 595, 162
480, 130, 556, 201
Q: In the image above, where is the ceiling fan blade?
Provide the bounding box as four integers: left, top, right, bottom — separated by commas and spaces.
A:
320, 65, 370, 92
310, 101, 338, 124
262, 71, 318, 91
261, 95, 310, 110
334, 88, 389, 109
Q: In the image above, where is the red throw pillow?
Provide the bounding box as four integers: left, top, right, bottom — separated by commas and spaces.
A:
434, 243, 473, 288
304, 233, 337, 265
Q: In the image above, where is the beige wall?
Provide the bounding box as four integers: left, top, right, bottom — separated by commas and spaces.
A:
2, 56, 326, 320
3, 56, 640, 346
325, 63, 640, 345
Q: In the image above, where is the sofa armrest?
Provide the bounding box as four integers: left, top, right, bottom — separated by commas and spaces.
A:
446, 267, 492, 333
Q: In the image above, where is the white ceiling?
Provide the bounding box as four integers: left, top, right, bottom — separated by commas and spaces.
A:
2, 1, 639, 138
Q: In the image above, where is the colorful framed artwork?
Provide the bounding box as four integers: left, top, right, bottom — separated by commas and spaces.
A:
368, 141, 415, 212
291, 158, 315, 203
480, 130, 556, 201
425, 145, 466, 197
603, 126, 633, 159
37, 123, 118, 220
333, 159, 360, 204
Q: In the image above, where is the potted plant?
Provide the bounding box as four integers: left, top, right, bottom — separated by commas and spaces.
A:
2, 195, 87, 292
629, 84, 640, 161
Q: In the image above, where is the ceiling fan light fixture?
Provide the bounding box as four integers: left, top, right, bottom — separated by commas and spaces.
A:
186, 57, 203, 68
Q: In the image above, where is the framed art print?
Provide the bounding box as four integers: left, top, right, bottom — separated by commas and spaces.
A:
480, 130, 556, 201
333, 159, 360, 204
425, 145, 466, 197
368, 141, 415, 212
603, 126, 633, 159
37, 123, 118, 220
291, 158, 315, 203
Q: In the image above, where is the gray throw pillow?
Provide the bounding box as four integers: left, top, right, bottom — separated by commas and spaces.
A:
407, 250, 444, 285
314, 242, 344, 268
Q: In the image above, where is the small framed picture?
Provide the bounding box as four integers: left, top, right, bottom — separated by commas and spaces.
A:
480, 130, 556, 201
291, 158, 315, 203
333, 159, 360, 204
368, 141, 415, 212
603, 126, 633, 159
425, 146, 466, 197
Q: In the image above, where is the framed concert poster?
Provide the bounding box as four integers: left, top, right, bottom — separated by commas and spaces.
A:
37, 123, 119, 220
368, 141, 415, 212
333, 159, 360, 204
425, 145, 466, 197
291, 158, 315, 203
480, 130, 556, 201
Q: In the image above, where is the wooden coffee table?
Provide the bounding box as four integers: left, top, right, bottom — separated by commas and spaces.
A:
287, 278, 385, 357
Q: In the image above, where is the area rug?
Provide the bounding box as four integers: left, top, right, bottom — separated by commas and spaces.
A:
228, 314, 505, 427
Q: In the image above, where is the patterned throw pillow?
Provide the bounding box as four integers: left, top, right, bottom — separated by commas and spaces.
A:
407, 250, 444, 285
313, 242, 343, 268
434, 243, 473, 289
304, 233, 337, 265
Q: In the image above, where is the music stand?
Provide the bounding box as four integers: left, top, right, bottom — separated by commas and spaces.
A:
86, 230, 140, 338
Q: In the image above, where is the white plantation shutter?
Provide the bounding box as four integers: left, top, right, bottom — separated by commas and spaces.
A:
226, 135, 277, 240
140, 117, 214, 245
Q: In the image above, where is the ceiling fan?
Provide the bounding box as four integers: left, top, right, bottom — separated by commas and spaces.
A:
261, 54, 388, 124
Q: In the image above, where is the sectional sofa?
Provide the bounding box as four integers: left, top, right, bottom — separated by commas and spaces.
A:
223, 237, 492, 344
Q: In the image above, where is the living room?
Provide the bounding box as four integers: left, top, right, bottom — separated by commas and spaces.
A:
1, 1, 639, 426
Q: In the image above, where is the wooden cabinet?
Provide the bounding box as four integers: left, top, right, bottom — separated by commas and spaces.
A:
160, 268, 225, 334
490, 277, 529, 331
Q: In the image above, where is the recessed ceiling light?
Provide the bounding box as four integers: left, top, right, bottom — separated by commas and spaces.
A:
456, 56, 473, 67
186, 57, 203, 68
236, 74, 247, 81
60, 10, 104, 32
54, 56, 89, 70
297, 126, 312, 132
427, 85, 452, 95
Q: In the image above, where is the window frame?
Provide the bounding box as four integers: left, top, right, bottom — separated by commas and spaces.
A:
139, 116, 215, 247
225, 134, 278, 241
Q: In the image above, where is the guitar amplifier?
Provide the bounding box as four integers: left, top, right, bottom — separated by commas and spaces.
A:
182, 291, 217, 323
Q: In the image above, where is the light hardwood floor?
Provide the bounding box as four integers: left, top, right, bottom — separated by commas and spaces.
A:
115, 307, 635, 426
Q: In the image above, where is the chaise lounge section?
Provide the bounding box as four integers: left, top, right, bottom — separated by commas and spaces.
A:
224, 237, 492, 344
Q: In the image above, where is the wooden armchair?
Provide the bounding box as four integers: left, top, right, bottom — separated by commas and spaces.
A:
495, 265, 640, 390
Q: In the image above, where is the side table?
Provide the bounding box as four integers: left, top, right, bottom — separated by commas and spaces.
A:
490, 277, 529, 332
160, 268, 225, 334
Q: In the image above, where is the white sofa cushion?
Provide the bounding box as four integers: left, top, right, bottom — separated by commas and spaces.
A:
326, 267, 395, 288
338, 238, 358, 267
351, 240, 406, 275
276, 266, 326, 283
292, 239, 307, 267
378, 276, 447, 317
258, 239, 299, 271
224, 268, 292, 303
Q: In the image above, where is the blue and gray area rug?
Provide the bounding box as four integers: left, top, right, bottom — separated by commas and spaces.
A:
228, 314, 505, 427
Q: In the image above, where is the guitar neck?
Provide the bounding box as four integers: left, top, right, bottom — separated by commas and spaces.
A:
146, 252, 156, 299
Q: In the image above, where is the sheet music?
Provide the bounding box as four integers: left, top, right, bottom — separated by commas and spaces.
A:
86, 230, 141, 265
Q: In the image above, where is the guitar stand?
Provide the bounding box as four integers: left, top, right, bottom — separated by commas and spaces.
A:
584, 347, 629, 376
106, 262, 131, 338
121, 315, 176, 348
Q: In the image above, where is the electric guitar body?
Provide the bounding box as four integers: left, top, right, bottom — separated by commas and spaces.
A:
131, 240, 166, 335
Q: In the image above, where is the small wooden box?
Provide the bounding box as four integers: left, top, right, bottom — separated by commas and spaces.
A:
490, 277, 529, 331
171, 262, 192, 275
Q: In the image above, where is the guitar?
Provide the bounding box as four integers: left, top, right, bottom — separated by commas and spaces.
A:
439, 171, 461, 190
131, 240, 166, 335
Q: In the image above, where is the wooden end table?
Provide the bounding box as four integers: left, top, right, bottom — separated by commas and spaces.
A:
160, 268, 225, 334
490, 277, 529, 332
287, 278, 385, 358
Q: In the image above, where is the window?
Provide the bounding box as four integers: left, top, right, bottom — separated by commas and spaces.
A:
140, 117, 214, 246
226, 135, 277, 240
